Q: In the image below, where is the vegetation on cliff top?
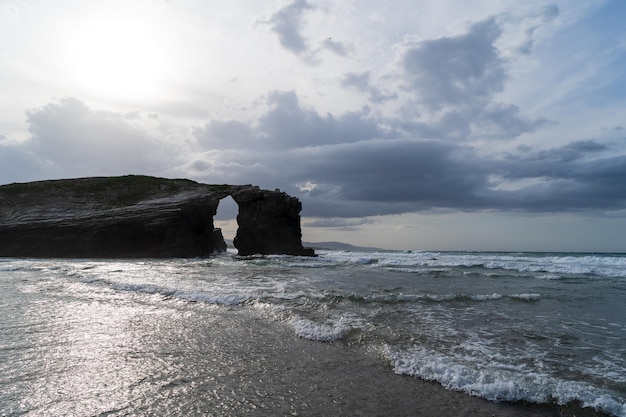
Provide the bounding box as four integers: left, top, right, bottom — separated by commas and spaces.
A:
0, 175, 233, 208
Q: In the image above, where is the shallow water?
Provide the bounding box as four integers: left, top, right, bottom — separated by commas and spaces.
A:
1, 251, 624, 416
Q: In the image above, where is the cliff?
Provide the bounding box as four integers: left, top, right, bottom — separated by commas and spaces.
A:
0, 175, 315, 258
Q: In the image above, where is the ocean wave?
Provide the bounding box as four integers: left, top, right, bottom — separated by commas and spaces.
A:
289, 316, 351, 342
536, 274, 562, 280
453, 254, 626, 278
361, 292, 540, 304
510, 293, 542, 301
385, 267, 452, 274
314, 251, 626, 278
383, 345, 626, 417
0, 265, 23, 272
0, 261, 44, 272
112, 282, 250, 305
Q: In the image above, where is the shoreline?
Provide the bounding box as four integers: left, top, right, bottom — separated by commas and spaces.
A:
1, 257, 620, 417
169, 303, 616, 417
286, 335, 613, 417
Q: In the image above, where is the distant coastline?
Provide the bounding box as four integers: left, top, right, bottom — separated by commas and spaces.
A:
224, 239, 384, 252
303, 241, 386, 252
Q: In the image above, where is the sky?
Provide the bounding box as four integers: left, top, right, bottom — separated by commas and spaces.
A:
1, 0, 626, 252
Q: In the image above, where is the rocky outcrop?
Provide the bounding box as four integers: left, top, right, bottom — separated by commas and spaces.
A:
0, 175, 315, 258
231, 186, 315, 257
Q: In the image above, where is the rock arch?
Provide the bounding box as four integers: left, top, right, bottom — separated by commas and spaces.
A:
226, 186, 315, 256
0, 176, 315, 258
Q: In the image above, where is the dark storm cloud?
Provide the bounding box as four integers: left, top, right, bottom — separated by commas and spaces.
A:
396, 17, 547, 141
392, 103, 545, 143
501, 140, 610, 178
188, 137, 490, 217
492, 156, 626, 211
401, 18, 506, 110
291, 139, 486, 205
533, 140, 608, 163
485, 140, 626, 211
296, 141, 626, 215
263, 0, 314, 56
475, 103, 549, 140
258, 91, 385, 147
262, 1, 352, 64
4, 92, 625, 218
190, 90, 626, 217
195, 91, 386, 150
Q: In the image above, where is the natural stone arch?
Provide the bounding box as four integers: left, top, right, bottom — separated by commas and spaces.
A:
227, 186, 314, 256
0, 176, 315, 258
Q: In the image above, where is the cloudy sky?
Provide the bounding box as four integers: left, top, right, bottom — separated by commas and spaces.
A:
1, 0, 625, 252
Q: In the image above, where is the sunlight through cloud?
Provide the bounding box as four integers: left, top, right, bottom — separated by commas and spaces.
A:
65, 17, 167, 100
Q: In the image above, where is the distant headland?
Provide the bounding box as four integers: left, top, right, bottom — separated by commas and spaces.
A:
0, 175, 315, 258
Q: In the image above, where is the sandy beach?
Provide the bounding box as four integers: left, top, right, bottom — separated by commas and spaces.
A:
182, 309, 613, 417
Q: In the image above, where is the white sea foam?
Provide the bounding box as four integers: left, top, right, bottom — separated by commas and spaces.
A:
362, 292, 542, 304
0, 264, 22, 272
289, 316, 350, 342
318, 250, 626, 278
318, 252, 380, 266
0, 261, 42, 272
383, 345, 626, 417
180, 292, 249, 305
536, 274, 562, 280
470, 293, 503, 301
386, 267, 451, 274
510, 293, 542, 301
112, 282, 249, 305
447, 253, 626, 278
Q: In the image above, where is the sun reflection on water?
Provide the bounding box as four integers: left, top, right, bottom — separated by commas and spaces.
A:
12, 276, 195, 416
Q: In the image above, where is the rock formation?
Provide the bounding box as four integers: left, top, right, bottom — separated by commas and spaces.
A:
0, 175, 315, 258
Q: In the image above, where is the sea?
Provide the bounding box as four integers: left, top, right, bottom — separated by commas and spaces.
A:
1, 250, 625, 417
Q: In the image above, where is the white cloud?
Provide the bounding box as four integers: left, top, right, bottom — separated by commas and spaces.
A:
17, 98, 184, 179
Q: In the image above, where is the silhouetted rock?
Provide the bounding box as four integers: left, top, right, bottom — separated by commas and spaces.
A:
0, 175, 315, 258
231, 186, 316, 256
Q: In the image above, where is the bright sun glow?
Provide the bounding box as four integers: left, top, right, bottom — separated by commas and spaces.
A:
66, 18, 167, 100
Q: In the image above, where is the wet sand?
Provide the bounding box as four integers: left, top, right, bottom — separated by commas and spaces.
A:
3, 290, 611, 417
248, 319, 611, 417
135, 304, 612, 417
